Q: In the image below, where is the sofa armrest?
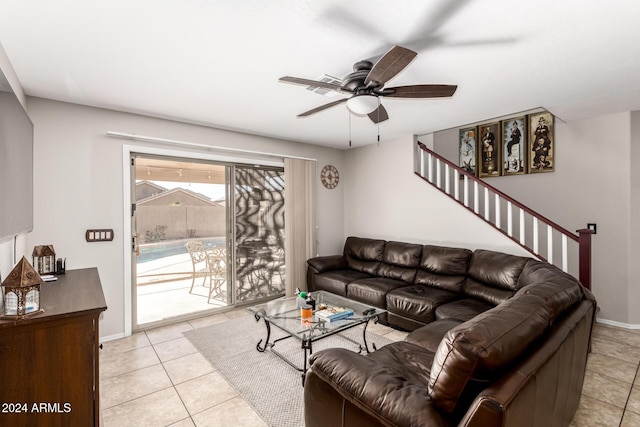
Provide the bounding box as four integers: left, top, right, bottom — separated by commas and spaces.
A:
309, 348, 448, 427
307, 255, 347, 273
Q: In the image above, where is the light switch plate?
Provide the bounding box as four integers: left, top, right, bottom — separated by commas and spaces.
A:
587, 223, 597, 234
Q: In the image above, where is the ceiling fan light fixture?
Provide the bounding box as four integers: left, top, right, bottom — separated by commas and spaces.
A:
346, 94, 379, 115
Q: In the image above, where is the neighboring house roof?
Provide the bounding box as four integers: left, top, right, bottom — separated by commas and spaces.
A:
136, 181, 168, 201
137, 187, 222, 207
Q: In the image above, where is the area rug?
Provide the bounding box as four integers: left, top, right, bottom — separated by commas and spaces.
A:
184, 313, 392, 427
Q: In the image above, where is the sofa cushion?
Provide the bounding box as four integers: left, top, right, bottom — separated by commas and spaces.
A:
377, 241, 422, 283
310, 346, 449, 427
463, 278, 515, 306
406, 319, 464, 353
428, 293, 551, 414
347, 277, 408, 308
386, 285, 460, 324
344, 236, 386, 275
313, 270, 373, 297
307, 255, 347, 273
414, 270, 467, 294
420, 245, 473, 276
516, 259, 585, 322
467, 249, 530, 291
434, 298, 493, 322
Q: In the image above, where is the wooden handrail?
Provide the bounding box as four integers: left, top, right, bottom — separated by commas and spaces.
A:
416, 141, 592, 290
417, 142, 578, 242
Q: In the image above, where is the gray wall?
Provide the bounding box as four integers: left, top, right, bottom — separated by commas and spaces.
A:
25, 97, 346, 339
343, 134, 532, 255
422, 112, 635, 325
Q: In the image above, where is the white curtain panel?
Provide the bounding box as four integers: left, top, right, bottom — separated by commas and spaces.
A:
284, 158, 317, 296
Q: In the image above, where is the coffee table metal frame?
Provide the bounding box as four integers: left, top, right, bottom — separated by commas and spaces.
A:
248, 290, 386, 385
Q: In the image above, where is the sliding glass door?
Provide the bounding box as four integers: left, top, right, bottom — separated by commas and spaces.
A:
130, 154, 285, 330
234, 166, 285, 302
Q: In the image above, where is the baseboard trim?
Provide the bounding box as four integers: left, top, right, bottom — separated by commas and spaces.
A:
100, 332, 126, 343
596, 318, 640, 330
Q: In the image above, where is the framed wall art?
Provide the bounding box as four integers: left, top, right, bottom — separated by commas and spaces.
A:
502, 117, 526, 175
529, 112, 554, 173
478, 122, 500, 177
459, 126, 477, 175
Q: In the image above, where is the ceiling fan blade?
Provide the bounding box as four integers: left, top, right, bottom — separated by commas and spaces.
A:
297, 98, 348, 117
279, 76, 352, 93
385, 84, 457, 98
367, 104, 389, 124
364, 45, 417, 86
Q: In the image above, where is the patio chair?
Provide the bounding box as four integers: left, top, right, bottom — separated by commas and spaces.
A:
205, 246, 227, 303
185, 240, 208, 294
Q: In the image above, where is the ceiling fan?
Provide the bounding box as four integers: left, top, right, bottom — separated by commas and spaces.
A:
279, 45, 457, 124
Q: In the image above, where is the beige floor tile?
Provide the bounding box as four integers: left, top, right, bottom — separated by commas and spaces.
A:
175, 372, 238, 415
154, 337, 198, 362
591, 336, 640, 364
384, 329, 409, 342
621, 410, 640, 427
192, 396, 267, 427
586, 353, 638, 384
168, 418, 196, 427
145, 321, 194, 345
163, 352, 215, 385
101, 364, 173, 409
626, 385, 640, 414
101, 332, 151, 356
101, 346, 161, 380
102, 387, 189, 427
582, 371, 632, 408
593, 324, 640, 349
571, 395, 623, 427
366, 321, 396, 336
224, 308, 252, 319
635, 369, 640, 385
189, 313, 231, 329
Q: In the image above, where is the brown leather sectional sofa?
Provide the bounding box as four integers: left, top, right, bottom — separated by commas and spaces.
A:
304, 236, 597, 427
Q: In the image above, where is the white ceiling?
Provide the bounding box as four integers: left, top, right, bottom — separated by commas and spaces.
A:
1, 0, 640, 149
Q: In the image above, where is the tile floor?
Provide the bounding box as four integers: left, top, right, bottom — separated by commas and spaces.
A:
100, 311, 640, 427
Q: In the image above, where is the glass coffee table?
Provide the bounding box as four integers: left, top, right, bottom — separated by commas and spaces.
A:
247, 290, 386, 385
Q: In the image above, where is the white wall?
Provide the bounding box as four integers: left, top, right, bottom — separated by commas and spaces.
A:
629, 111, 640, 325
0, 43, 29, 282
426, 112, 635, 325
343, 134, 531, 255
26, 97, 345, 339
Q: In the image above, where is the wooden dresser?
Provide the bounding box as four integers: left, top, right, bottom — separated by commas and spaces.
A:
0, 268, 107, 426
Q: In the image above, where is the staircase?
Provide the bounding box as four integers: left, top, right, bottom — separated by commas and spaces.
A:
415, 141, 593, 290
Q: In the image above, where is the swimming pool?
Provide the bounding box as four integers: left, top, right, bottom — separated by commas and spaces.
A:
138, 237, 226, 263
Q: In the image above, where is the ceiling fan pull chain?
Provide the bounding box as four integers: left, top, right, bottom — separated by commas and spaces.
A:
377, 99, 381, 143
349, 111, 352, 147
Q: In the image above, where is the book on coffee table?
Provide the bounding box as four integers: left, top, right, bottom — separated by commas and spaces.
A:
315, 306, 354, 321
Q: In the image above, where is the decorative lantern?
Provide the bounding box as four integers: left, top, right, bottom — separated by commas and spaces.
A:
32, 244, 56, 275
1, 256, 45, 318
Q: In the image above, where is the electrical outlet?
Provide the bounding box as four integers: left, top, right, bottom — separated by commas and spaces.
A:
587, 223, 597, 234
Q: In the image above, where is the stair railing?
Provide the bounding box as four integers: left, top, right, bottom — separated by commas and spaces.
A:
415, 141, 593, 290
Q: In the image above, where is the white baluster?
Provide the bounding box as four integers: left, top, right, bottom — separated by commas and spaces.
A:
427, 153, 433, 183
533, 218, 539, 254
420, 150, 426, 177
495, 194, 501, 228
473, 181, 479, 214
561, 235, 568, 272
547, 225, 553, 264
507, 201, 513, 237
519, 209, 525, 244
455, 173, 460, 200
436, 159, 442, 189
445, 164, 450, 194
484, 188, 490, 220
463, 175, 469, 207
